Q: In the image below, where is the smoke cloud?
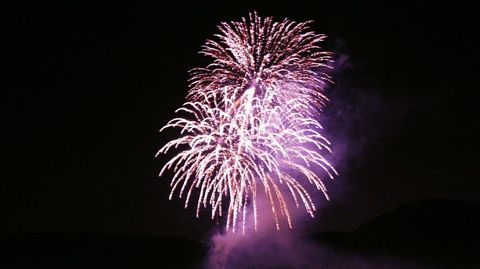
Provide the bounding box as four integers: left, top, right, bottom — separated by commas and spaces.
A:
205, 200, 425, 269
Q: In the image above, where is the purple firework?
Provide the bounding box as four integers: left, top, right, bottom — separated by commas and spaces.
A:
157, 12, 337, 233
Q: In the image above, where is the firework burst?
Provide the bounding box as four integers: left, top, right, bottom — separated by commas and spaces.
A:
157, 12, 337, 233
189, 12, 333, 114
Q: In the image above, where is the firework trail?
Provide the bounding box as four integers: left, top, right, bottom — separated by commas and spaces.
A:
157, 12, 337, 233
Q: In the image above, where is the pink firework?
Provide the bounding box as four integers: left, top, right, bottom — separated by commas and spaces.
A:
189, 12, 333, 114
157, 12, 337, 233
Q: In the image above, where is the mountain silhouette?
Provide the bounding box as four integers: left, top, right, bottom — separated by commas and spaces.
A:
315, 198, 480, 268
0, 233, 207, 269
2, 199, 478, 268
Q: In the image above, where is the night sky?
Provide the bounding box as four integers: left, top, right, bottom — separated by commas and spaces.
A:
4, 2, 478, 241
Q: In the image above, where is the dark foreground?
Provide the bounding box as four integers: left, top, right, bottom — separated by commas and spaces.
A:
2, 199, 479, 269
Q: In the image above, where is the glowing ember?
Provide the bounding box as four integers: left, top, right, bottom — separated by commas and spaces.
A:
157, 12, 337, 233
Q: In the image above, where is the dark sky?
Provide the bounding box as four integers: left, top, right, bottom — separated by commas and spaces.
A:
4, 1, 478, 240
